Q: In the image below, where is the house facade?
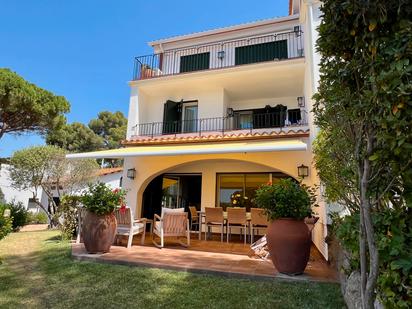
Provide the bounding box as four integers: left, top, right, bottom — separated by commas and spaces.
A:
68, 0, 327, 258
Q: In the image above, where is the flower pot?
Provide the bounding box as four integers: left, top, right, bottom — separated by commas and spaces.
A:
82, 211, 117, 254
266, 218, 311, 275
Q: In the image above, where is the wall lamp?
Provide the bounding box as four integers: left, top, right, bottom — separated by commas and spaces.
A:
127, 168, 136, 179
297, 96, 305, 108
294, 25, 301, 37
298, 164, 309, 179
217, 50, 225, 60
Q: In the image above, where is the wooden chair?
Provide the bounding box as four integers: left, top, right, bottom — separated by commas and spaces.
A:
115, 208, 147, 248
152, 212, 190, 248
205, 207, 225, 242
189, 206, 199, 231
250, 208, 269, 244
226, 207, 247, 244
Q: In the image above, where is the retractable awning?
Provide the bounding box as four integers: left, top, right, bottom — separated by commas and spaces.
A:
66, 139, 307, 159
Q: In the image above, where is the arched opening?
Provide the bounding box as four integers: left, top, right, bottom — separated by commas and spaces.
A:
142, 173, 202, 222
141, 158, 296, 221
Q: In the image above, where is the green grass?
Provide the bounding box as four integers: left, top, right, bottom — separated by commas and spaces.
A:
0, 230, 345, 308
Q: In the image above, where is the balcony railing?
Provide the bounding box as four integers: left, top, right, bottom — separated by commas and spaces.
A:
131, 110, 307, 138
133, 30, 304, 80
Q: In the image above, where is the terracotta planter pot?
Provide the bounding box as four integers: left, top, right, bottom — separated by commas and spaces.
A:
266, 218, 311, 275
82, 211, 117, 254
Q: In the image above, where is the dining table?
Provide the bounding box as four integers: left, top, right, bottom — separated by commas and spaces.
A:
196, 210, 251, 240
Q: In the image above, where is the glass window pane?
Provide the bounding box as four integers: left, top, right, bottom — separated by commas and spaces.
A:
218, 174, 244, 210
245, 174, 270, 210
162, 177, 180, 208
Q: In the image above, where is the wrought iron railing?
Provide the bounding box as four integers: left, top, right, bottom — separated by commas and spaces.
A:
133, 30, 304, 80
131, 110, 307, 138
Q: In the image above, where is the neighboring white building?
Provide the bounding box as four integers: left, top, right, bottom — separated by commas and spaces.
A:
0, 164, 123, 212
0, 164, 47, 212
68, 0, 328, 258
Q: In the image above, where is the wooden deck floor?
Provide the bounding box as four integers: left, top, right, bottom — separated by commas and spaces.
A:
72, 233, 338, 282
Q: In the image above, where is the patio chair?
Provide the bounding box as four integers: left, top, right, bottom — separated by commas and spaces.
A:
250, 208, 269, 244
226, 207, 247, 244
204, 207, 225, 242
75, 207, 87, 244
152, 212, 190, 248
189, 206, 199, 231
115, 208, 147, 248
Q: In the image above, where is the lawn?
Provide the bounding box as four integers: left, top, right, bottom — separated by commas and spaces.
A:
0, 230, 345, 308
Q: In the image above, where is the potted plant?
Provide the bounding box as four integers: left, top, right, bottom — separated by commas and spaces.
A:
81, 183, 126, 253
254, 178, 318, 275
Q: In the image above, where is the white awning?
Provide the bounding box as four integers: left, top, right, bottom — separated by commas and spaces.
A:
66, 139, 307, 159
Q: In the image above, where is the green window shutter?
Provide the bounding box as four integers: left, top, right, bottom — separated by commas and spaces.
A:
235, 40, 288, 65
180, 52, 210, 73
163, 100, 182, 134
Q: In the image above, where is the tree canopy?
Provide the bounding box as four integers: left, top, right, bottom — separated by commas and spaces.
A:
46, 111, 127, 152
314, 0, 412, 307
9, 145, 98, 227
46, 122, 104, 153
88, 111, 127, 149
0, 68, 70, 139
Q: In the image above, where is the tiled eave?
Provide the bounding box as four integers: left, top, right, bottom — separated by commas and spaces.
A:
122, 128, 310, 147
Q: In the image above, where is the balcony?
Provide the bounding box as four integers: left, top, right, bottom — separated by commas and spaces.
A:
130, 110, 308, 141
133, 30, 304, 80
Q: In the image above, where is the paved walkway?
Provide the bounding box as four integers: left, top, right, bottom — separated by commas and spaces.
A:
72, 235, 338, 283
20, 224, 48, 232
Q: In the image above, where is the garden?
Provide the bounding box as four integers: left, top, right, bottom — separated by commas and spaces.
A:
0, 229, 345, 308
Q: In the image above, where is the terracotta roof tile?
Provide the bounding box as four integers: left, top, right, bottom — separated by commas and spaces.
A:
96, 167, 123, 176
122, 128, 309, 146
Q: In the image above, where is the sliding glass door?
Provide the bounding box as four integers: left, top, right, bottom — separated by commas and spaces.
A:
216, 173, 290, 211
161, 176, 180, 208
183, 103, 198, 133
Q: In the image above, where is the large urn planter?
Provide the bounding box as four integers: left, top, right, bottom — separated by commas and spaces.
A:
82, 211, 117, 253
254, 178, 318, 276
80, 183, 126, 254
266, 218, 311, 275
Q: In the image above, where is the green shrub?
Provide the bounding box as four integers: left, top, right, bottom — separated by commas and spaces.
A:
27, 211, 48, 224
0, 204, 13, 240
81, 183, 125, 215
8, 201, 29, 230
58, 195, 81, 240
332, 209, 412, 308
254, 178, 317, 221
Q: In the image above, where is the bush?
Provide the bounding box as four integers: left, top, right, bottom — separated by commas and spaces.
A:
254, 178, 317, 221
58, 195, 81, 240
81, 183, 125, 215
8, 201, 29, 230
0, 204, 13, 240
332, 209, 412, 308
27, 211, 48, 224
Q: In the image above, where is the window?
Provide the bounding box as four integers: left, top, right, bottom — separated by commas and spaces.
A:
233, 111, 253, 129
180, 52, 210, 73
235, 40, 288, 66
216, 173, 290, 211
163, 100, 199, 134
182, 103, 198, 133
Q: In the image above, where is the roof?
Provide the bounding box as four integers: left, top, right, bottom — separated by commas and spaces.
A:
123, 129, 310, 146
66, 139, 307, 159
96, 167, 123, 176
148, 14, 300, 46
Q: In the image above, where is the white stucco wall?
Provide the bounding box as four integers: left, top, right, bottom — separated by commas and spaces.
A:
300, 0, 328, 258
0, 164, 42, 209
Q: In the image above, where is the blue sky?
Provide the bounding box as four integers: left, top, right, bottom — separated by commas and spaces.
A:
0, 0, 288, 157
